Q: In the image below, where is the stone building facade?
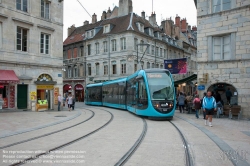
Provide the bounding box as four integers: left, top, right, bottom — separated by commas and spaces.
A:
195, 0, 250, 117
0, 0, 64, 111
63, 0, 198, 99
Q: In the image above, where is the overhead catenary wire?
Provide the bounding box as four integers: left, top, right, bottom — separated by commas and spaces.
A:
76, 0, 92, 19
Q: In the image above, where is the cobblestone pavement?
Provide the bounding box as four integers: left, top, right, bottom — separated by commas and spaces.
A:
0, 104, 249, 166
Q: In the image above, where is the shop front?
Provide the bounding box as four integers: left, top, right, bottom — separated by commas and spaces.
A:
35, 74, 57, 111
75, 84, 84, 102
0, 70, 19, 109
174, 74, 197, 95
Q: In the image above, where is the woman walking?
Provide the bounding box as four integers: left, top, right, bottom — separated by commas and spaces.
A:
66, 94, 73, 111
193, 95, 201, 119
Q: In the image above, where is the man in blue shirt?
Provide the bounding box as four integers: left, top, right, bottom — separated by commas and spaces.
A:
203, 91, 217, 127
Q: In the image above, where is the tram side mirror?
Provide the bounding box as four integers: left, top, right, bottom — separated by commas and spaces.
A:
136, 75, 143, 80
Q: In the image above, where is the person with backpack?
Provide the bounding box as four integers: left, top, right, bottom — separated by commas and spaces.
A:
203, 91, 217, 127
193, 94, 201, 119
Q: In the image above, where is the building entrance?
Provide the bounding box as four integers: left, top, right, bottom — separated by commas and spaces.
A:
207, 83, 238, 105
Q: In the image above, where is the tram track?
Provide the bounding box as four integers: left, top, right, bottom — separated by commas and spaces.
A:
0, 109, 94, 150
169, 121, 193, 166
115, 118, 147, 166
9, 109, 114, 166
0, 108, 83, 139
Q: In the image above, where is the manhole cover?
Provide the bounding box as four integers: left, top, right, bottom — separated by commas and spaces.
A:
55, 115, 67, 117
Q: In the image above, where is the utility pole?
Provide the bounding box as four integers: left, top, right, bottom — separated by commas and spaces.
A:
154, 39, 156, 66
107, 35, 111, 81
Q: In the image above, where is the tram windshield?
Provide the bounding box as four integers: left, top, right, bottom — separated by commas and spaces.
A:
147, 72, 174, 100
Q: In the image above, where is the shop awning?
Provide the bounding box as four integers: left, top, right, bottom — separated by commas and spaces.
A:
174, 74, 197, 87
75, 84, 83, 90
63, 84, 72, 90
0, 70, 19, 84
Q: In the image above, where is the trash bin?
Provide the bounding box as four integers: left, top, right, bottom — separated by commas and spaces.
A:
0, 98, 3, 109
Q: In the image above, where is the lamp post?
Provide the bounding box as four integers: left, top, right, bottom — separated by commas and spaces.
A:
136, 43, 150, 69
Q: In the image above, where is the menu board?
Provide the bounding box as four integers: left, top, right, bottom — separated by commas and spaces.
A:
54, 87, 59, 105
9, 86, 15, 108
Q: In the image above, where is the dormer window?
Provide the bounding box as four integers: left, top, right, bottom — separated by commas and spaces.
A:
103, 24, 110, 33
137, 22, 144, 33
149, 28, 154, 36
154, 32, 160, 39
86, 30, 94, 38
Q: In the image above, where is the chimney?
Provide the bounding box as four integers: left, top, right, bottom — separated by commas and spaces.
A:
162, 18, 174, 37
181, 18, 187, 32
192, 26, 197, 31
118, 0, 133, 17
149, 12, 157, 27
141, 11, 145, 19
106, 7, 112, 18
101, 11, 106, 20
84, 20, 89, 25
67, 24, 76, 37
188, 25, 191, 32
92, 13, 97, 23
175, 14, 180, 27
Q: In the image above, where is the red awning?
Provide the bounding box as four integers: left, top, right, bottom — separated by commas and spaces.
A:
63, 84, 72, 90
75, 84, 83, 90
0, 70, 19, 84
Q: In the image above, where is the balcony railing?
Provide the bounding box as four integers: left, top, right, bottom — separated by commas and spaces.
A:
63, 57, 85, 64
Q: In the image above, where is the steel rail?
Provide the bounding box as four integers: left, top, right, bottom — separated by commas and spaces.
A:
115, 118, 147, 166
170, 121, 193, 166
9, 109, 114, 166
0, 109, 94, 149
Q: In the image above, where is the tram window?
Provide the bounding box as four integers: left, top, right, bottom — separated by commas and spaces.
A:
88, 87, 102, 102
137, 78, 148, 110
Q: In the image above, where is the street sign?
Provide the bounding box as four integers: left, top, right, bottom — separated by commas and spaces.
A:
197, 85, 205, 90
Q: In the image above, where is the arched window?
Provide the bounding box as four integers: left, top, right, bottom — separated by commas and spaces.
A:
87, 63, 91, 76
96, 63, 100, 75
120, 60, 126, 74
147, 62, 150, 69
112, 61, 117, 74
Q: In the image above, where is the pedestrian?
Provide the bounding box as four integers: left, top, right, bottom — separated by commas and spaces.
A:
178, 92, 185, 113
201, 92, 207, 119
67, 94, 73, 111
203, 91, 217, 127
226, 88, 232, 105
72, 95, 75, 110
193, 94, 201, 119
57, 94, 62, 111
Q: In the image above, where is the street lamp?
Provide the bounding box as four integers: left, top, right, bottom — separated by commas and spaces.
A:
137, 43, 150, 69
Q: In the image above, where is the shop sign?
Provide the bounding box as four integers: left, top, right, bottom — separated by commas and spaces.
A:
197, 85, 205, 90
37, 85, 54, 90
75, 85, 83, 90
30, 91, 37, 101
54, 87, 59, 105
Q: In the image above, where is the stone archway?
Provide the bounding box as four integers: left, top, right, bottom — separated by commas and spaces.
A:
207, 83, 238, 105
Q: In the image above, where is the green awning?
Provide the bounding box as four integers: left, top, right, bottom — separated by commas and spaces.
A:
174, 74, 197, 87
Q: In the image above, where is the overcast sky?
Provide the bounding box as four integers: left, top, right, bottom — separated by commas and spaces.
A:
63, 0, 197, 40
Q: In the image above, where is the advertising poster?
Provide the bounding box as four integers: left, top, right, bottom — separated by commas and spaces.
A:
30, 91, 37, 101
54, 87, 59, 105
164, 58, 187, 74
